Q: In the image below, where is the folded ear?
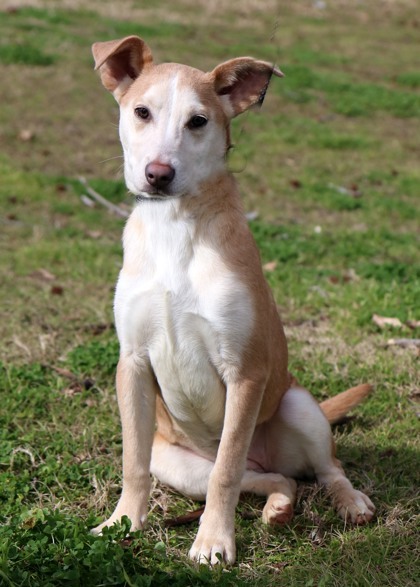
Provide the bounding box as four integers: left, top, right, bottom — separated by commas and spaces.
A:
92, 36, 153, 101
210, 57, 284, 118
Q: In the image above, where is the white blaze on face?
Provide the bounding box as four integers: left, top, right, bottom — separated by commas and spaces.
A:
118, 68, 227, 197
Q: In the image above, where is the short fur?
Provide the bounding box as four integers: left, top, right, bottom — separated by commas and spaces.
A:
91, 37, 375, 565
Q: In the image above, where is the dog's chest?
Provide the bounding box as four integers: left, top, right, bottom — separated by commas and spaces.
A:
115, 206, 254, 441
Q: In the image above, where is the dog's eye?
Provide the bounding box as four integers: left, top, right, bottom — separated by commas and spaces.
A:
187, 115, 208, 130
135, 107, 150, 120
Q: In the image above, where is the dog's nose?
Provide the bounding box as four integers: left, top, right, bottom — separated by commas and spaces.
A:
145, 162, 175, 189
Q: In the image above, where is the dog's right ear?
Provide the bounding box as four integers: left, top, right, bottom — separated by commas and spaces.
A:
92, 36, 153, 101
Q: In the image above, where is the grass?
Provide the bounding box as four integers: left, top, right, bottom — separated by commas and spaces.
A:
0, 1, 419, 585
0, 43, 55, 66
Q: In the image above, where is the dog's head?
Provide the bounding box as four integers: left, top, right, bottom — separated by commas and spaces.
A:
92, 36, 283, 200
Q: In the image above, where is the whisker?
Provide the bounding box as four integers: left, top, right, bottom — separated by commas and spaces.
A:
99, 155, 124, 164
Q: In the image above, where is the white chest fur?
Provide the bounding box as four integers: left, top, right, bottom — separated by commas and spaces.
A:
114, 202, 254, 445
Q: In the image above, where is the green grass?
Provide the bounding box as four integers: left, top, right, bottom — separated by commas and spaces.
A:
0, 1, 418, 585
0, 43, 55, 65
277, 65, 420, 116
395, 71, 420, 88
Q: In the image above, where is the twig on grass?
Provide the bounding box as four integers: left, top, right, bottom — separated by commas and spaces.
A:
12, 336, 32, 359
42, 364, 79, 381
78, 176, 129, 218
11, 447, 36, 468
386, 338, 420, 348
165, 507, 205, 527
80, 194, 96, 208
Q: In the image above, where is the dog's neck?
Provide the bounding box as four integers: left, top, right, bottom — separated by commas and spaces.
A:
125, 171, 247, 265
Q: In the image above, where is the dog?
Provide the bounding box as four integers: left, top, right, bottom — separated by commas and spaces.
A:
91, 36, 375, 565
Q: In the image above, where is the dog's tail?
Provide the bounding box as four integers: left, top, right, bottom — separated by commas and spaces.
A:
320, 384, 373, 424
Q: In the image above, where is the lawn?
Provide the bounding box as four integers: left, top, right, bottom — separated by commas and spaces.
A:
0, 1, 418, 586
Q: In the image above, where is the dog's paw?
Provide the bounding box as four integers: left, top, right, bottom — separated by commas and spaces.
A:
335, 489, 375, 525
189, 521, 236, 565
91, 507, 146, 536
262, 496, 294, 526
91, 516, 123, 536
262, 477, 296, 526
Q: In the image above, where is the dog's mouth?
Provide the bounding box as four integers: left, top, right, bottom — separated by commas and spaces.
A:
135, 189, 184, 202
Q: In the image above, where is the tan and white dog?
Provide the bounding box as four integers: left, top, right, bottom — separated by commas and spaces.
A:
91, 36, 375, 565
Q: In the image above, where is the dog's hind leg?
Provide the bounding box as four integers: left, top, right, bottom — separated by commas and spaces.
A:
265, 386, 375, 525
151, 433, 213, 501
151, 433, 297, 525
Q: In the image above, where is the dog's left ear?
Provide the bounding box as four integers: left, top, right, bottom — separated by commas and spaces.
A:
92, 36, 153, 101
210, 58, 284, 118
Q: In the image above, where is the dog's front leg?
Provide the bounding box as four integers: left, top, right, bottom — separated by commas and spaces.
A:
189, 378, 264, 565
93, 356, 156, 534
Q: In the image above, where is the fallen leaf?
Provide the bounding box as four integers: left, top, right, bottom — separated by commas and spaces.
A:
349, 184, 363, 198
372, 314, 404, 329
84, 323, 112, 335
86, 230, 102, 239
62, 383, 83, 397
39, 334, 55, 354
406, 320, 420, 330
343, 268, 359, 282
13, 336, 32, 358
272, 562, 289, 572
50, 285, 64, 295
19, 129, 34, 141
310, 526, 325, 546
29, 268, 56, 282
245, 210, 259, 221
21, 516, 38, 529
290, 179, 302, 189
165, 507, 205, 527
329, 269, 359, 285
74, 452, 90, 464
310, 285, 328, 298
48, 366, 78, 380
263, 260, 277, 272
329, 183, 352, 195
328, 183, 362, 198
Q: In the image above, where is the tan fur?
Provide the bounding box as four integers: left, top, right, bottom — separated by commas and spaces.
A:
320, 383, 373, 424
91, 36, 375, 565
